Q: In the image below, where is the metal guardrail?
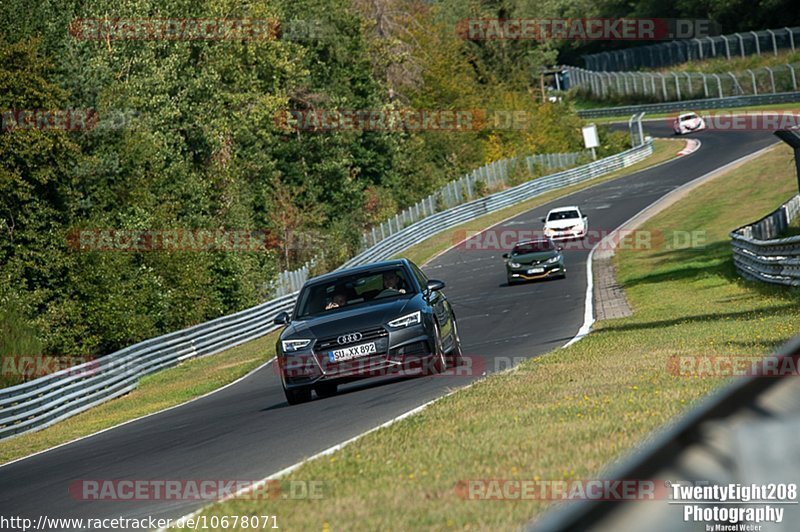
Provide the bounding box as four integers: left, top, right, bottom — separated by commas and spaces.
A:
340, 139, 653, 269
569, 63, 800, 103
269, 150, 593, 297
528, 333, 800, 531
730, 194, 800, 286
0, 293, 296, 439
582, 26, 800, 71
576, 91, 800, 119
0, 136, 652, 441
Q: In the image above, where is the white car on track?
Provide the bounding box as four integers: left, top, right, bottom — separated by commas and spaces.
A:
541, 206, 588, 240
673, 112, 706, 135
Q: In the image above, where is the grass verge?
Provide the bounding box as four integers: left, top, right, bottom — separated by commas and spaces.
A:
0, 139, 678, 465
0, 333, 277, 464
186, 146, 800, 530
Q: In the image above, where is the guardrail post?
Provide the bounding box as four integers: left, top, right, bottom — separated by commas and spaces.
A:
734, 33, 745, 57
721, 35, 731, 60
746, 69, 758, 95
670, 72, 681, 100
767, 29, 778, 56
788, 64, 798, 90
728, 71, 743, 96
750, 31, 761, 55
684, 72, 693, 97
707, 36, 716, 57
712, 73, 723, 98
693, 38, 703, 59
701, 73, 709, 98
765, 67, 776, 93
660, 74, 668, 101
787, 27, 796, 52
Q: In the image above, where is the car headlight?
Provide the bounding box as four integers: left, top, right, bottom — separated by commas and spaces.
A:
282, 339, 312, 352
508, 261, 521, 268
545, 254, 561, 264
543, 227, 554, 234
387, 311, 422, 328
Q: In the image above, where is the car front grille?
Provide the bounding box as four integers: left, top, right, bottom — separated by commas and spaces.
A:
315, 326, 389, 351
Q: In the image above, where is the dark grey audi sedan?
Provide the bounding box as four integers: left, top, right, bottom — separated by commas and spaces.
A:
273, 259, 462, 404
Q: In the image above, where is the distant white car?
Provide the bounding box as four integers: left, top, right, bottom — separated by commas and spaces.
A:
541, 206, 588, 240
673, 112, 706, 135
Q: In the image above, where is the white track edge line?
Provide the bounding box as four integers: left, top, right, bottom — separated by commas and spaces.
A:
0, 358, 276, 469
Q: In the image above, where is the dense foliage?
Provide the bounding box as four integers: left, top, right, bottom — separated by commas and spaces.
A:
0, 0, 649, 375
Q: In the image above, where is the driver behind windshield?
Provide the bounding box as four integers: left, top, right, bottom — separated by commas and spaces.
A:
377, 270, 406, 298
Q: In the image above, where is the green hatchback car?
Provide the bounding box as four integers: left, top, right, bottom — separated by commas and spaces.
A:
503, 238, 566, 284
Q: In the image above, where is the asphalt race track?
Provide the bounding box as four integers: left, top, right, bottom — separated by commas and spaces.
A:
0, 122, 779, 529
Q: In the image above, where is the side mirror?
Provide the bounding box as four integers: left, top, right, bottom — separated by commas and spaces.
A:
273, 311, 290, 325
540, 217, 546, 223
557, 246, 563, 252
502, 253, 509, 258
426, 279, 445, 292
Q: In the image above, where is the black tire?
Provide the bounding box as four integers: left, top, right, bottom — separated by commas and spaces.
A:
283, 384, 312, 405
507, 277, 516, 286
447, 318, 464, 368
315, 382, 338, 399
427, 322, 447, 374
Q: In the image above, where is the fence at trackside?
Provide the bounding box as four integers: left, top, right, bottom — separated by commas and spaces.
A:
582, 26, 800, 71
340, 138, 653, 269
567, 63, 800, 104
0, 131, 652, 441
730, 194, 800, 286
576, 91, 800, 119
357, 150, 593, 252
272, 149, 592, 296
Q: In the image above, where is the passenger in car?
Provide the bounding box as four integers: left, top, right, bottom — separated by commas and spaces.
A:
325, 290, 347, 310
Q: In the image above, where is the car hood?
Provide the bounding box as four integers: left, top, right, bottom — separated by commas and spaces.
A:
545, 218, 583, 229
284, 297, 417, 339
508, 250, 559, 264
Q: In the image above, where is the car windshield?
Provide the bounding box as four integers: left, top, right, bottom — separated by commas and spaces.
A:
547, 210, 579, 221
295, 267, 414, 318
680, 114, 698, 122
513, 240, 553, 254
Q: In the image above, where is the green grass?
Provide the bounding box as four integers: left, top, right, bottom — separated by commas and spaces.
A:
185, 146, 800, 531
0, 332, 277, 464
0, 139, 677, 466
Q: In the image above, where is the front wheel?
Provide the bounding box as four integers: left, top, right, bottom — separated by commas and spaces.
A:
283, 384, 312, 405
447, 318, 464, 368
427, 322, 447, 374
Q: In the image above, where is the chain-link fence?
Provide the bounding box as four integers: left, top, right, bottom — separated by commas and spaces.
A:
268, 149, 595, 296
567, 63, 800, 102
583, 27, 800, 71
